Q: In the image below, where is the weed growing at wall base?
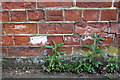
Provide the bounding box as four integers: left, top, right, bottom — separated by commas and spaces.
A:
42, 34, 119, 74
42, 40, 65, 72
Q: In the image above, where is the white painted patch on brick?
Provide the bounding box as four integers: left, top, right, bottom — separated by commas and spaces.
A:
82, 36, 93, 41
14, 25, 26, 29
30, 36, 47, 45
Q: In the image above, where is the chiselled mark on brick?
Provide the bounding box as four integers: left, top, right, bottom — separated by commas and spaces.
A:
3, 23, 37, 34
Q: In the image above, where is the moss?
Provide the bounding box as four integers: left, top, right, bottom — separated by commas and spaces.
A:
73, 46, 119, 57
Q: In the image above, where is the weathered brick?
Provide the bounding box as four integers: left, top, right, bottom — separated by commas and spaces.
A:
14, 36, 29, 46
2, 36, 13, 46
99, 34, 115, 45
28, 10, 44, 21
75, 22, 109, 33
80, 34, 94, 45
57, 46, 72, 55
2, 47, 8, 56
83, 10, 100, 21
38, 2, 72, 8
76, 2, 112, 8
10, 11, 26, 22
3, 23, 37, 34
101, 9, 117, 21
2, 2, 36, 9
47, 36, 63, 45
38, 23, 73, 34
73, 46, 89, 56
35, 47, 52, 56
46, 10, 63, 21
8, 47, 39, 56
64, 35, 80, 45
109, 22, 120, 33
65, 10, 82, 21
2, 11, 9, 22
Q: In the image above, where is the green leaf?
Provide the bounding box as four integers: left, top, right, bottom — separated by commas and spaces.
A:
81, 45, 91, 48
98, 38, 105, 40
45, 46, 53, 49
57, 43, 64, 47
91, 44, 96, 50
52, 40, 57, 49
56, 52, 62, 58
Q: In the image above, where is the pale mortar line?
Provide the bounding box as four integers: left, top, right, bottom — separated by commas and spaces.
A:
36, 0, 38, 9
26, 10, 29, 21
81, 10, 84, 20
44, 10, 47, 21
1, 44, 118, 48
12, 36, 15, 46
116, 9, 119, 22
1, 20, 118, 24
99, 9, 102, 21
1, 7, 117, 11
112, 0, 115, 8
0, 34, 74, 36
8, 11, 11, 21
62, 9, 65, 21
73, 0, 76, 7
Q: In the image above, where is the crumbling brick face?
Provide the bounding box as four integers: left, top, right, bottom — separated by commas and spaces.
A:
1, 1, 119, 56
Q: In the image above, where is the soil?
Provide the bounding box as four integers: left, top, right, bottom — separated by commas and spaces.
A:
2, 69, 120, 79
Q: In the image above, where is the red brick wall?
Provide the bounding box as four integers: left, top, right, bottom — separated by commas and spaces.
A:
1, 0, 120, 57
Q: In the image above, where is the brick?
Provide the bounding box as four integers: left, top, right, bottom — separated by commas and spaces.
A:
75, 22, 109, 33
65, 10, 82, 21
99, 34, 115, 45
0, 11, 1, 22
57, 46, 72, 55
46, 10, 63, 21
76, 2, 112, 8
2, 2, 36, 9
64, 35, 80, 45
1, 36, 13, 46
116, 34, 120, 45
109, 22, 120, 33
38, 23, 73, 34
38, 2, 72, 8
3, 23, 37, 34
29, 36, 47, 46
2, 11, 9, 22
118, 9, 120, 22
114, 0, 120, 8
28, 10, 44, 21
2, 47, 8, 56
47, 36, 63, 45
14, 36, 29, 46
10, 11, 26, 22
35, 47, 52, 56
8, 47, 39, 56
101, 9, 117, 21
83, 10, 100, 21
